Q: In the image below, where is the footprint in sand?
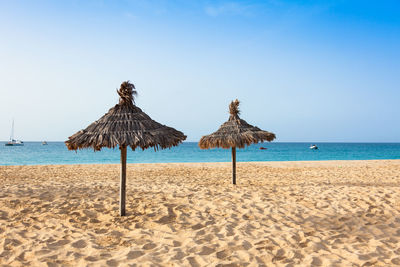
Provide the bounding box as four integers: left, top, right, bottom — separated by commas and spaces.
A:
186, 256, 200, 267
85, 256, 99, 262
71, 239, 87, 249
171, 250, 185, 260
173, 241, 181, 247
47, 239, 70, 249
191, 223, 205, 230
83, 209, 97, 218
89, 218, 101, 223
311, 257, 323, 266
142, 242, 157, 250
272, 248, 286, 262
156, 205, 177, 224
198, 246, 215, 255
126, 250, 145, 260
34, 249, 52, 256
391, 257, 400, 265
216, 249, 229, 259
95, 228, 108, 234
77, 216, 89, 222
242, 240, 252, 250
0, 210, 8, 220
4, 238, 22, 247
106, 259, 119, 266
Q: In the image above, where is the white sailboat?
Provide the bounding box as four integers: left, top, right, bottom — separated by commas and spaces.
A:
5, 120, 24, 146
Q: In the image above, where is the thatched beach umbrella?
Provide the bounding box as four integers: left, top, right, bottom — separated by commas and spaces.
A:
198, 99, 275, 185
65, 81, 186, 216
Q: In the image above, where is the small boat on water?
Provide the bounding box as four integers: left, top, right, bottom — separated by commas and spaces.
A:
5, 120, 24, 146
259, 147, 268, 150
310, 144, 318, 150
5, 139, 24, 146
42, 141, 48, 145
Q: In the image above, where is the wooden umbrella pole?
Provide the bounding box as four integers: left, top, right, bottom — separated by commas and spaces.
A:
120, 145, 127, 216
232, 147, 236, 185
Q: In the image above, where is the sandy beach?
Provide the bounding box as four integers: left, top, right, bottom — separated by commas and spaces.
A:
1, 160, 400, 266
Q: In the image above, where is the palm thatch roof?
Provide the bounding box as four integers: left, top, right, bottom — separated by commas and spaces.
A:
65, 81, 186, 151
199, 99, 275, 149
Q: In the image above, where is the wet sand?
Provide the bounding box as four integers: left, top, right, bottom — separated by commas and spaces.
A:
1, 160, 400, 266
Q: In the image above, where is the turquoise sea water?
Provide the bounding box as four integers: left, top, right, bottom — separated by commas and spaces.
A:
1, 142, 400, 166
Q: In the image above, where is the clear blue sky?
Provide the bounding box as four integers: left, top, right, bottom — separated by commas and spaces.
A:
0, 0, 399, 142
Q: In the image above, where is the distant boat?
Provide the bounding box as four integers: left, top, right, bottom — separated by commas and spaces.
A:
42, 141, 48, 145
310, 144, 318, 150
259, 147, 268, 150
5, 120, 24, 146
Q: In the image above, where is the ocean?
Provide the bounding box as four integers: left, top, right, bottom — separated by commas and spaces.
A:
1, 142, 400, 166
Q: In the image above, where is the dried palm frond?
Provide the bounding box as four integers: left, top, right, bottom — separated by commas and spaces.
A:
117, 80, 137, 107
229, 99, 240, 119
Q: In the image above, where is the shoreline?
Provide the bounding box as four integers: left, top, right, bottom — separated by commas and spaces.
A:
2, 158, 400, 167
